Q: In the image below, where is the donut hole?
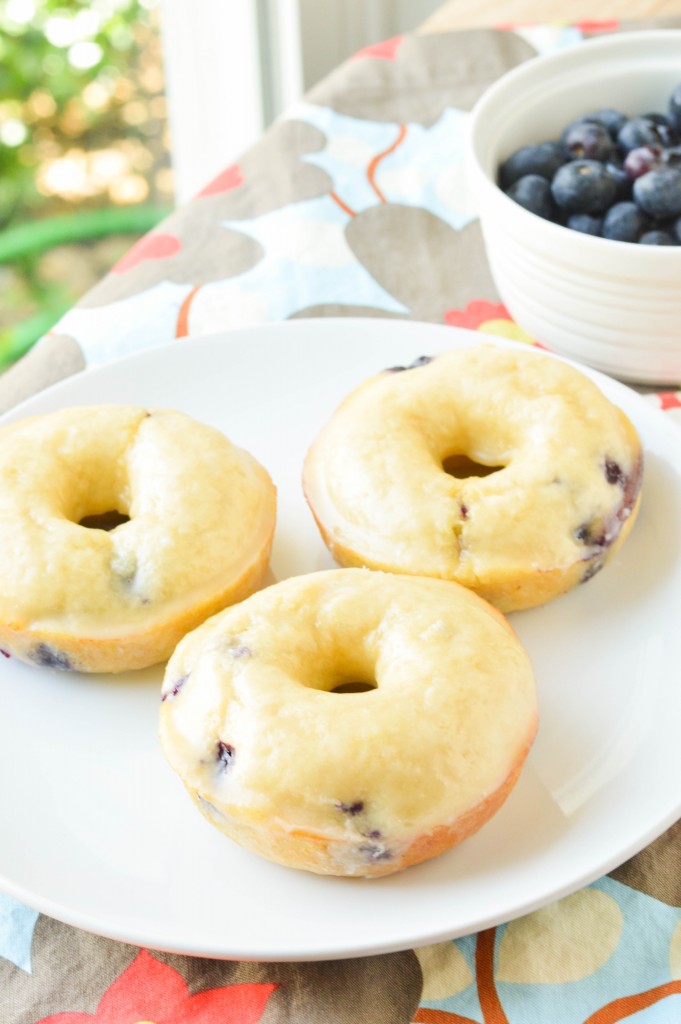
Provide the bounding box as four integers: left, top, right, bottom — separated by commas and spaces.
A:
330, 680, 377, 694
442, 454, 505, 479
79, 510, 130, 531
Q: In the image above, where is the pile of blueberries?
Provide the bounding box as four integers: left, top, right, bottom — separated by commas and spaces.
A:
499, 83, 681, 244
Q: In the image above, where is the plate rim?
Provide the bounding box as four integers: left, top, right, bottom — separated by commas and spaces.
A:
1, 317, 679, 961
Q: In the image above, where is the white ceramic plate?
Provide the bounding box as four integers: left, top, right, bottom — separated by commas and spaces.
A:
1, 319, 680, 962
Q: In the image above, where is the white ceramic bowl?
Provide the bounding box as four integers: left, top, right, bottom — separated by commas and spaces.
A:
468, 30, 681, 386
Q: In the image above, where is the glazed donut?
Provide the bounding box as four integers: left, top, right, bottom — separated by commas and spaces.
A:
303, 345, 643, 612
159, 568, 537, 878
0, 405, 276, 673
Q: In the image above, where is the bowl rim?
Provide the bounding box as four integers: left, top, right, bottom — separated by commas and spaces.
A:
467, 28, 681, 259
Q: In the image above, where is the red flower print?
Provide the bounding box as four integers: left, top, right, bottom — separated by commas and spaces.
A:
444, 299, 542, 347
352, 35, 404, 61
657, 391, 681, 411
38, 948, 277, 1024
574, 19, 620, 34
197, 163, 244, 198
445, 299, 511, 331
495, 19, 619, 33
112, 233, 181, 274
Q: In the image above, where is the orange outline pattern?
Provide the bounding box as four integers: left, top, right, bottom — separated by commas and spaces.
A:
413, 927, 681, 1024
367, 124, 407, 202
175, 284, 201, 338
329, 191, 356, 217
583, 980, 681, 1023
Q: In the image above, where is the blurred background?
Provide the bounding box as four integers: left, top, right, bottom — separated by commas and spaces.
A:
0, 0, 442, 369
0, 0, 172, 367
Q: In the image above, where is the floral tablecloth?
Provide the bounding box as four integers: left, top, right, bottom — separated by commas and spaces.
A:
2, 18, 681, 1024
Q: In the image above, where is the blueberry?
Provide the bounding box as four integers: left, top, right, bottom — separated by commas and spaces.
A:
161, 673, 189, 702
575, 521, 609, 550
230, 644, 252, 658
567, 213, 602, 235
669, 82, 681, 135
663, 145, 681, 168
624, 145, 664, 181
216, 741, 235, 770
602, 201, 650, 243
562, 120, 614, 161
574, 523, 593, 544
496, 89, 681, 241
358, 842, 392, 863
639, 229, 676, 245
657, 123, 677, 147
386, 355, 433, 373
582, 559, 605, 584
506, 174, 555, 219
617, 117, 666, 153
31, 643, 72, 671
551, 160, 616, 215
577, 458, 642, 566
643, 112, 678, 148
499, 141, 566, 189
605, 459, 625, 486
336, 800, 364, 815
584, 107, 627, 139
604, 161, 632, 201
633, 168, 681, 219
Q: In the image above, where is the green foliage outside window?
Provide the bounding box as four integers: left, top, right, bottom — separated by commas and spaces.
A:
0, 0, 172, 366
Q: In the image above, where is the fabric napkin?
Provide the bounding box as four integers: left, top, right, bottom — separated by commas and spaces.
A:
1, 19, 681, 1024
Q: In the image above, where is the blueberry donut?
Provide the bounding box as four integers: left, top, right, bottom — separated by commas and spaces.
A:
0, 406, 276, 673
303, 346, 643, 612
159, 569, 537, 878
